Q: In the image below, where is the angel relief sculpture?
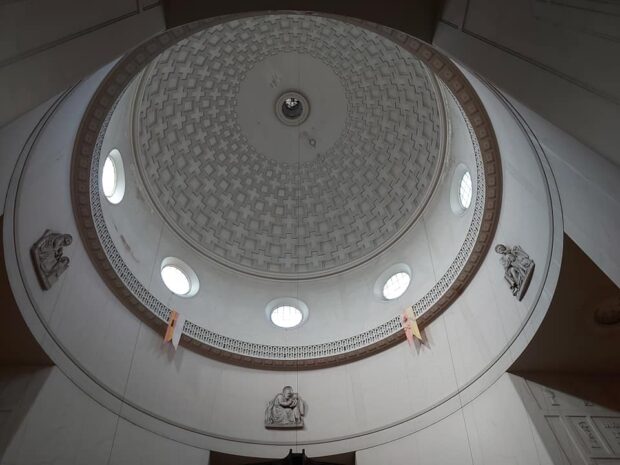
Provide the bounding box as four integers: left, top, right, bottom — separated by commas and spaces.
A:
495, 243, 535, 301
265, 386, 305, 428
31, 230, 73, 290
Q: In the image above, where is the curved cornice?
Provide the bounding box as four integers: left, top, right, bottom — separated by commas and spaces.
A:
71, 12, 502, 370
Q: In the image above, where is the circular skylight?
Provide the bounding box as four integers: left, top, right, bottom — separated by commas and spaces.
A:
382, 272, 411, 300
102, 157, 117, 197
160, 257, 199, 297
459, 171, 473, 210
161, 265, 191, 295
101, 149, 125, 204
270, 305, 303, 329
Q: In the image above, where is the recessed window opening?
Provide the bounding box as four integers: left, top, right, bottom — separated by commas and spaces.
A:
102, 157, 117, 197
450, 163, 473, 215
265, 297, 309, 329
101, 148, 125, 204
160, 257, 199, 297
382, 272, 411, 300
270, 305, 303, 328
161, 265, 191, 295
459, 171, 473, 210
374, 263, 412, 301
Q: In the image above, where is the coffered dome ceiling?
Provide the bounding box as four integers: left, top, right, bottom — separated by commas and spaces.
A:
71, 12, 503, 368
135, 14, 445, 279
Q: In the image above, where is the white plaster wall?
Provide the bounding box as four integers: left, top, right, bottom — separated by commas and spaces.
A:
0, 368, 117, 465
0, 367, 210, 465
0, 94, 58, 216
2, 45, 562, 458
356, 373, 557, 465
358, 373, 620, 465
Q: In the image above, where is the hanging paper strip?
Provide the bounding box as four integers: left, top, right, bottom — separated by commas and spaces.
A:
164, 310, 186, 350
401, 306, 422, 346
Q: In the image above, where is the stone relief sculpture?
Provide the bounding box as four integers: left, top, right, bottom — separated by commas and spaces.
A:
31, 230, 73, 290
495, 243, 535, 301
265, 386, 305, 428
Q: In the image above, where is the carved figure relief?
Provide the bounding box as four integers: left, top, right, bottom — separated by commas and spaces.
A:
495, 243, 534, 301
265, 386, 305, 428
31, 230, 73, 290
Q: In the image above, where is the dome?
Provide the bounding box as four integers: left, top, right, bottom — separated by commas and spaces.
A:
3, 4, 616, 465
69, 12, 502, 369
135, 14, 445, 279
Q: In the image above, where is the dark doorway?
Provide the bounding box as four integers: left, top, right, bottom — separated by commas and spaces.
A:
210, 449, 355, 465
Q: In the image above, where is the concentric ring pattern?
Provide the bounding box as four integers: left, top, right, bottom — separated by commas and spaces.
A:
135, 14, 444, 279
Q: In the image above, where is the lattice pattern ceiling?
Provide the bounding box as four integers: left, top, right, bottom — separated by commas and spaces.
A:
136, 14, 444, 278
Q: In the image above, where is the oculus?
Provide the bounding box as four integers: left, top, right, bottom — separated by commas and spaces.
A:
160, 257, 200, 297
275, 91, 310, 126
270, 305, 303, 329
374, 263, 412, 301
450, 163, 474, 215
383, 272, 411, 300
266, 297, 309, 329
282, 97, 302, 118
459, 171, 473, 210
101, 149, 125, 204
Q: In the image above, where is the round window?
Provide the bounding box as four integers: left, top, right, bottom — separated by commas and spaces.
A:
160, 257, 199, 297
101, 157, 117, 197
459, 171, 473, 210
101, 149, 125, 204
270, 305, 304, 328
382, 272, 411, 300
374, 263, 412, 301
450, 163, 473, 215
265, 298, 309, 329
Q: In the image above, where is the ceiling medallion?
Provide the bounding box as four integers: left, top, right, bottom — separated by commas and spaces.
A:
275, 91, 310, 126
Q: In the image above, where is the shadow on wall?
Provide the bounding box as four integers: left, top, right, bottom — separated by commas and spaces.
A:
0, 216, 55, 459
510, 234, 620, 411
0, 216, 53, 366
0, 367, 53, 460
